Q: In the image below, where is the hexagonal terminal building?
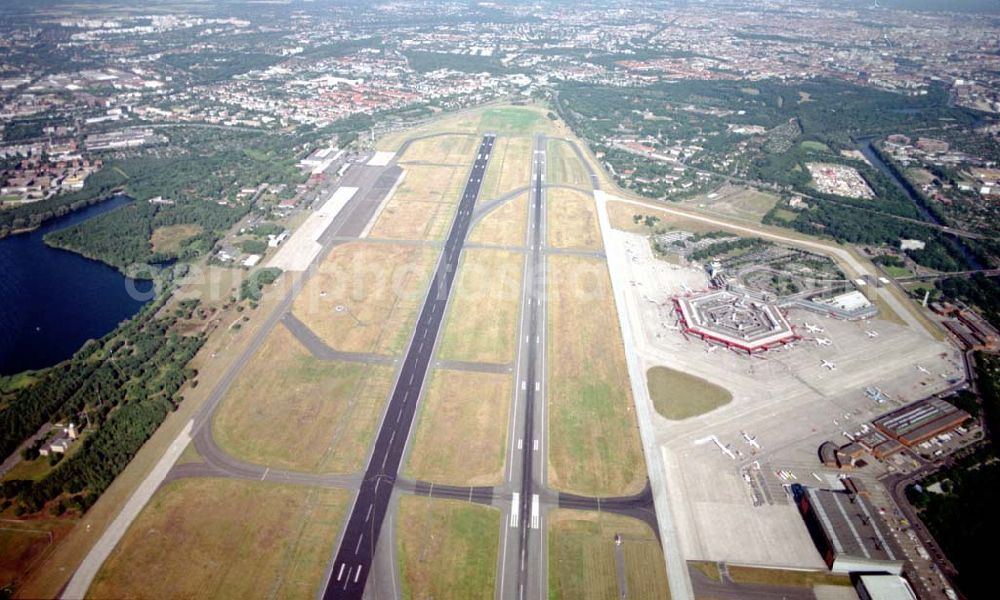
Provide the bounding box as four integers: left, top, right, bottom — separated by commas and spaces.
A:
673, 290, 798, 353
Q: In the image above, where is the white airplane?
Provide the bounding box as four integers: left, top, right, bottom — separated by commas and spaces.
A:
816, 337, 832, 346
706, 345, 719, 354
741, 431, 761, 449
681, 283, 693, 294
866, 330, 879, 338
714, 438, 736, 460
805, 323, 824, 334
822, 360, 837, 371
917, 365, 930, 375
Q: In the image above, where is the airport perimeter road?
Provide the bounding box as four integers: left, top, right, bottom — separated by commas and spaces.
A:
498, 133, 549, 600
321, 135, 496, 599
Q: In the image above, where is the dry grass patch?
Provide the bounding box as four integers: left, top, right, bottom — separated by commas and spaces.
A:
150, 223, 203, 254
547, 187, 602, 250
293, 241, 436, 355
727, 566, 852, 588
547, 139, 591, 188
546, 255, 645, 496
399, 134, 478, 165
0, 519, 73, 594
647, 366, 732, 420
397, 496, 500, 600
680, 185, 778, 223
438, 249, 522, 364
405, 369, 511, 486
468, 193, 527, 247
480, 136, 532, 202
89, 479, 349, 600
370, 164, 468, 241
548, 510, 669, 600
213, 326, 394, 473
606, 200, 725, 235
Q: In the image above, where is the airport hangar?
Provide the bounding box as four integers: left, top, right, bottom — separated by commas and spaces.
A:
673, 289, 798, 353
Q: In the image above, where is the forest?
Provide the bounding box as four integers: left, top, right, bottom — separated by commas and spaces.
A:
0, 287, 203, 515
906, 353, 1000, 600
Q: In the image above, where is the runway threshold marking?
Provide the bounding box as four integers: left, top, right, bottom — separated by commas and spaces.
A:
511, 492, 520, 528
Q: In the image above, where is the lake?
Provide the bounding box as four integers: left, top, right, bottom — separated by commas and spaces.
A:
0, 196, 153, 375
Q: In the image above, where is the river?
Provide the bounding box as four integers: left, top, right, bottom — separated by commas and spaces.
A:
0, 196, 153, 375
859, 140, 983, 270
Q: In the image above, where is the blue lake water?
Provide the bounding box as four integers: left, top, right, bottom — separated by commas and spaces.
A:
0, 196, 154, 375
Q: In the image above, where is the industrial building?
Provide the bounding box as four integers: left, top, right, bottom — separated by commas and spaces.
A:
792, 482, 905, 575
873, 398, 971, 448
855, 574, 918, 600
673, 290, 798, 353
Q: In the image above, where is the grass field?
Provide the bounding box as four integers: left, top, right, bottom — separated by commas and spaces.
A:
726, 565, 851, 588
548, 510, 669, 600
606, 200, 726, 235
399, 134, 478, 165
150, 224, 203, 254
546, 255, 645, 496
376, 103, 569, 152
405, 369, 511, 486
371, 163, 468, 241
293, 241, 436, 355
681, 185, 779, 224
882, 265, 913, 279
689, 561, 722, 582
89, 479, 349, 599
546, 188, 603, 250
468, 193, 527, 246
800, 140, 831, 153
646, 366, 732, 420
479, 136, 532, 203
0, 519, 73, 593
546, 139, 591, 188
212, 326, 394, 473
397, 496, 500, 600
437, 248, 522, 364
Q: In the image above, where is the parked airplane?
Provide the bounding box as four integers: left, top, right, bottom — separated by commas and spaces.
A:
917, 365, 930, 374
715, 438, 736, 460
805, 323, 825, 333
866, 330, 879, 338
682, 283, 693, 294
706, 345, 719, 353
822, 360, 837, 370
741, 431, 761, 450
816, 337, 832, 346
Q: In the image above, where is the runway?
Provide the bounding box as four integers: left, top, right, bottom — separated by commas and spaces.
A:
496, 133, 549, 600
320, 135, 496, 599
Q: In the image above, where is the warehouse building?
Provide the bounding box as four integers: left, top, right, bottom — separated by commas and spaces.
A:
873, 398, 971, 448
792, 483, 905, 575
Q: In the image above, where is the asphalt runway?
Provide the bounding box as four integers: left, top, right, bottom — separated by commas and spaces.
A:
321, 135, 496, 599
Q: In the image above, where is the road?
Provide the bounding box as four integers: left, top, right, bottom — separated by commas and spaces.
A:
320, 135, 496, 599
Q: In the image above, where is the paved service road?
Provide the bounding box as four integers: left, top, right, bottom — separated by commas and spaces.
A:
321, 135, 496, 599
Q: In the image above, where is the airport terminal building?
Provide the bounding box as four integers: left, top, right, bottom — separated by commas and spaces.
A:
673, 290, 798, 353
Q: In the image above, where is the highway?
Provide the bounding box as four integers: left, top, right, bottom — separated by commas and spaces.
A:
320, 134, 496, 599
